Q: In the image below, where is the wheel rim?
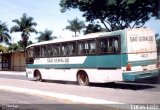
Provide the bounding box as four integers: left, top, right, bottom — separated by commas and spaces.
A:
36, 75, 41, 81
80, 74, 86, 84
78, 73, 89, 86
35, 72, 42, 81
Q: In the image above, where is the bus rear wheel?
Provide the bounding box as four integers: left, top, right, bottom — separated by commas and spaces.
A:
77, 71, 89, 86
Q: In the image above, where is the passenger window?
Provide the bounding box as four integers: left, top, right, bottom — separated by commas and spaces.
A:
78, 40, 96, 55
88, 40, 96, 54
108, 37, 119, 53
78, 41, 86, 55
34, 46, 40, 57
98, 36, 120, 54
113, 38, 119, 53
61, 43, 68, 56
41, 45, 47, 57
98, 38, 108, 53
68, 42, 77, 56
26, 47, 33, 58
46, 44, 53, 57
53, 44, 60, 56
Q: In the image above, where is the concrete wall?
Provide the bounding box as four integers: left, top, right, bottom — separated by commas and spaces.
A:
11, 51, 26, 71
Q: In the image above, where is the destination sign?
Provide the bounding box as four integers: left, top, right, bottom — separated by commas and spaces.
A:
47, 58, 69, 63
34, 56, 87, 65
130, 36, 153, 42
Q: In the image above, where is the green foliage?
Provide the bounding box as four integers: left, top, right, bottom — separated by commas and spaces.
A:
155, 33, 159, 39
10, 13, 37, 49
8, 43, 19, 52
120, 0, 136, 5
0, 21, 11, 45
60, 0, 158, 31
0, 45, 7, 52
83, 23, 105, 35
27, 40, 33, 46
37, 29, 56, 42
65, 17, 85, 37
8, 40, 33, 52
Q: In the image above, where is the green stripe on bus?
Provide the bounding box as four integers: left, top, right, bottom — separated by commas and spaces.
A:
26, 54, 156, 69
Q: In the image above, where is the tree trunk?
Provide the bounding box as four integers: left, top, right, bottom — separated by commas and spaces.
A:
75, 31, 77, 37
100, 19, 110, 32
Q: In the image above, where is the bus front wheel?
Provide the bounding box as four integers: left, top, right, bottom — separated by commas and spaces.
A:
34, 70, 42, 82
77, 71, 89, 86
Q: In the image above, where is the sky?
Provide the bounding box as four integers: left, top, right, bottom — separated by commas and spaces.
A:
0, 0, 85, 43
0, 0, 160, 44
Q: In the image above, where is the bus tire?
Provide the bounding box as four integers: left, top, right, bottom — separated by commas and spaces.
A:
34, 70, 42, 82
77, 71, 89, 86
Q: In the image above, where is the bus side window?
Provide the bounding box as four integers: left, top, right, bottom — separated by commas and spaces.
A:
108, 38, 113, 53
53, 44, 60, 57
27, 47, 33, 58
85, 42, 89, 54
68, 42, 77, 56
78, 41, 85, 55
113, 38, 119, 53
98, 37, 120, 54
108, 37, 119, 53
98, 38, 108, 53
46, 44, 53, 57
34, 46, 40, 57
87, 40, 96, 54
41, 45, 47, 57
61, 43, 68, 56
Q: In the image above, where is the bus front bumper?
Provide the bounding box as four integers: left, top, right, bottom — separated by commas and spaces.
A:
122, 69, 160, 81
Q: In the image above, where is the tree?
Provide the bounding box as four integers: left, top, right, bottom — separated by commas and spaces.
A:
37, 29, 56, 42
0, 21, 11, 45
158, 0, 160, 19
83, 23, 105, 35
0, 45, 7, 52
65, 18, 85, 37
8, 43, 19, 52
60, 0, 158, 31
8, 40, 33, 52
17, 40, 33, 50
10, 13, 37, 49
27, 40, 33, 46
155, 33, 159, 39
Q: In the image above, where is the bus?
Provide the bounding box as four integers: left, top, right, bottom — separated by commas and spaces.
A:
26, 28, 159, 86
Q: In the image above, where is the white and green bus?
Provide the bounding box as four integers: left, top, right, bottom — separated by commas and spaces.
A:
26, 28, 159, 86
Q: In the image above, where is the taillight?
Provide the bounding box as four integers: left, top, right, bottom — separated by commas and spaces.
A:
126, 64, 132, 71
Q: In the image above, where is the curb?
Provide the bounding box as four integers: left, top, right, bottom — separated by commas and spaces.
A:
0, 85, 123, 104
0, 71, 26, 76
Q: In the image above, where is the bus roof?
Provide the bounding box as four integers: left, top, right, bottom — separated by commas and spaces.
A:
26, 28, 153, 48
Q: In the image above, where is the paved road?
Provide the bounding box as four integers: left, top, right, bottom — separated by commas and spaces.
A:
0, 77, 160, 104
0, 90, 117, 110
0, 90, 64, 104
0, 74, 28, 80
0, 74, 160, 92
0, 72, 160, 104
